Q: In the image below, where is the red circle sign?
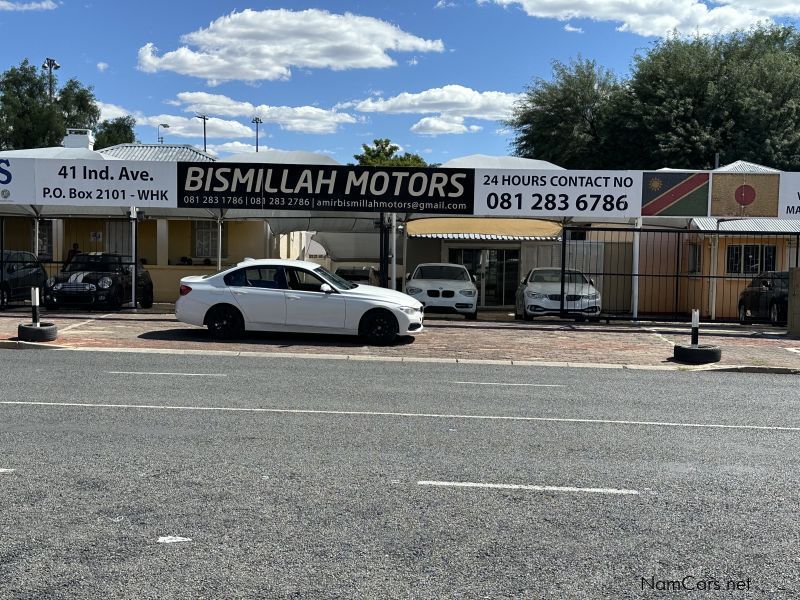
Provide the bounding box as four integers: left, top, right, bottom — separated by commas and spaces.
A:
735, 184, 756, 206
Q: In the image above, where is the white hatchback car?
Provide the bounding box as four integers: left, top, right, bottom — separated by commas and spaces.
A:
405, 263, 478, 319
515, 267, 602, 321
175, 259, 423, 345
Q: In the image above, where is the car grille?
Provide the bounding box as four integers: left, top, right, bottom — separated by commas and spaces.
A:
442, 290, 455, 298
547, 294, 583, 302
61, 283, 93, 292
427, 290, 440, 298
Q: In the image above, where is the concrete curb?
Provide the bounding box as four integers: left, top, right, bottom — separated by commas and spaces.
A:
0, 341, 795, 374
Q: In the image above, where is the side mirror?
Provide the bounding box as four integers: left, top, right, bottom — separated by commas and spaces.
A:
405, 273, 412, 281
472, 274, 477, 282
520, 277, 526, 285
589, 278, 595, 286
320, 283, 334, 294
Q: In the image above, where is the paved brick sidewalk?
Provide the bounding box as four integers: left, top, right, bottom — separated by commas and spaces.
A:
1, 307, 799, 369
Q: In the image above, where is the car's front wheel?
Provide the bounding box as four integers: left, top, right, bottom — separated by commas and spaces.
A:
206, 304, 245, 340
359, 309, 398, 345
139, 287, 154, 309
0, 284, 9, 310
465, 309, 478, 321
738, 303, 747, 325
769, 302, 784, 326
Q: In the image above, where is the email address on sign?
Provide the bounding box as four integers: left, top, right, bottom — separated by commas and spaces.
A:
313, 198, 469, 212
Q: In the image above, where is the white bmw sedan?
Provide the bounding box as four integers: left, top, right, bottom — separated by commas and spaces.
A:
405, 263, 479, 319
175, 259, 424, 345
515, 267, 602, 321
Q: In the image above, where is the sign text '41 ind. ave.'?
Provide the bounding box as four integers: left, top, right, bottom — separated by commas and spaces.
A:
177, 162, 475, 214
34, 160, 177, 207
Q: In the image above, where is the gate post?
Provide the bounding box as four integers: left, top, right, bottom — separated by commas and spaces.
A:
130, 207, 138, 309
559, 227, 567, 316
631, 218, 642, 321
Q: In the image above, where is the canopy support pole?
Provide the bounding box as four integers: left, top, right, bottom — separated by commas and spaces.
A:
391, 213, 397, 290
631, 217, 642, 321
130, 207, 138, 310
217, 210, 224, 271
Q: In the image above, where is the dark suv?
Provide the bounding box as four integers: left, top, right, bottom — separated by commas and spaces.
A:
44, 252, 154, 309
738, 271, 789, 325
0, 250, 48, 309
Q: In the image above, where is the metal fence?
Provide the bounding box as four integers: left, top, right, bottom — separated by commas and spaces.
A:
560, 226, 800, 322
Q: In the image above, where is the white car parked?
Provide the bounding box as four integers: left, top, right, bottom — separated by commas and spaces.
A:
405, 262, 478, 319
175, 259, 424, 345
515, 267, 602, 321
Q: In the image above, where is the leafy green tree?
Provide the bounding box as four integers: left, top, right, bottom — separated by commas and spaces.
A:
353, 138, 428, 167
507, 57, 624, 169
507, 26, 800, 170
0, 59, 100, 150
94, 115, 137, 150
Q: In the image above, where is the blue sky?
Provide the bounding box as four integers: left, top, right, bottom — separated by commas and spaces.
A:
2, 1, 799, 164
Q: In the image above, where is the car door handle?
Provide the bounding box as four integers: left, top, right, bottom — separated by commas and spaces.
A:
286, 294, 301, 300
232, 290, 248, 295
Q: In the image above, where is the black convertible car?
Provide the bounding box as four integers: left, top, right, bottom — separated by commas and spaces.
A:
45, 252, 154, 309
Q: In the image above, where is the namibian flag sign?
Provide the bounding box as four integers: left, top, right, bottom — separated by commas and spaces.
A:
641, 172, 710, 216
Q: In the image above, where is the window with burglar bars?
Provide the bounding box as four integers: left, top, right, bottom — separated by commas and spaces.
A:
725, 244, 776, 274
687, 243, 701, 274
33, 220, 53, 261
192, 221, 228, 258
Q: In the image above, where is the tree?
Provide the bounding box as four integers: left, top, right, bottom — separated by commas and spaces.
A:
94, 116, 137, 150
0, 59, 101, 151
507, 57, 625, 169
353, 138, 428, 167
507, 26, 800, 170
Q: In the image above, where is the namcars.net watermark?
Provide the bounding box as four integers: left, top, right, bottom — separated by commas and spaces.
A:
641, 576, 752, 593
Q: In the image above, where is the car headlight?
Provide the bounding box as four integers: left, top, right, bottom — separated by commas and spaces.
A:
459, 289, 476, 297
525, 291, 547, 299
406, 286, 423, 295
587, 293, 600, 300
98, 277, 113, 289
399, 306, 420, 315
87, 284, 97, 292
53, 283, 63, 291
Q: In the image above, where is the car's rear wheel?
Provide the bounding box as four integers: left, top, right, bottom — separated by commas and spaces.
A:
206, 304, 245, 340
139, 287, 154, 309
359, 309, 398, 345
769, 302, 784, 326
0, 284, 9, 310
738, 303, 747, 325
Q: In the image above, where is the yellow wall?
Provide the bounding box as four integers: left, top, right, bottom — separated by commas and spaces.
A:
3, 217, 33, 251
229, 221, 266, 260
147, 265, 215, 303
138, 220, 157, 266
168, 220, 192, 264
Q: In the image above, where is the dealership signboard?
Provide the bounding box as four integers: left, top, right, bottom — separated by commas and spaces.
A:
1, 157, 800, 218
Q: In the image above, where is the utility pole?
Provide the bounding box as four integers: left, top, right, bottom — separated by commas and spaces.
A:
251, 117, 262, 152
41, 57, 60, 102
196, 114, 208, 152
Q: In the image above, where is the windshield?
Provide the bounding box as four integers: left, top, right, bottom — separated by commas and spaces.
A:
529, 270, 589, 285
63, 254, 122, 273
413, 265, 470, 281
315, 265, 358, 290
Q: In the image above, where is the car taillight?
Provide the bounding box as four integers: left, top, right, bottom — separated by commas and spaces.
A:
179, 285, 192, 296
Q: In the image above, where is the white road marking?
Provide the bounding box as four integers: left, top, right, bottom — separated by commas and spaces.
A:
157, 536, 191, 544
107, 371, 227, 377
59, 319, 95, 332
787, 348, 800, 355
644, 327, 676, 347
418, 480, 640, 495
452, 381, 563, 387
0, 468, 15, 474
2, 401, 799, 432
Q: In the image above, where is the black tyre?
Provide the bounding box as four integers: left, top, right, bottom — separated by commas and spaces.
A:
18, 322, 58, 342
673, 344, 722, 365
738, 303, 748, 325
206, 304, 245, 339
139, 288, 154, 309
110, 287, 124, 310
0, 284, 9, 311
465, 310, 478, 321
769, 302, 785, 326
523, 312, 534, 322
360, 309, 398, 345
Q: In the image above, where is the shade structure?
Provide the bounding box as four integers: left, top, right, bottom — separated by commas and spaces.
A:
407, 217, 562, 238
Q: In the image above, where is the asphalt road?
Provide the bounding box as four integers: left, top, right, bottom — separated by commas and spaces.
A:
0, 349, 798, 599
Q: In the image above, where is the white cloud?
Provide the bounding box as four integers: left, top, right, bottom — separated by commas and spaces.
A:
435, 1, 457, 7
480, 0, 787, 37
172, 91, 357, 135
411, 115, 482, 136
564, 23, 583, 33
137, 8, 444, 85
350, 84, 520, 120
206, 141, 268, 157
96, 62, 109, 73
0, 1, 56, 10
97, 102, 131, 122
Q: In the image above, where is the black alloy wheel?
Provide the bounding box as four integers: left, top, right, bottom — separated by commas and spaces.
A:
738, 304, 748, 325
207, 305, 244, 339
769, 302, 783, 326
361, 310, 398, 345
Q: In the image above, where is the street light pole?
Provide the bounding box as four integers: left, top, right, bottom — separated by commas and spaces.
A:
157, 123, 169, 144
41, 57, 60, 102
251, 117, 262, 152
196, 114, 208, 152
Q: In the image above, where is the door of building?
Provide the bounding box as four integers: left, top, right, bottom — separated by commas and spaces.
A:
448, 248, 519, 308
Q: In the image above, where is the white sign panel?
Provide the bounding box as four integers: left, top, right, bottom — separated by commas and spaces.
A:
34, 160, 177, 207
779, 172, 800, 218
475, 169, 642, 218
0, 157, 36, 206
